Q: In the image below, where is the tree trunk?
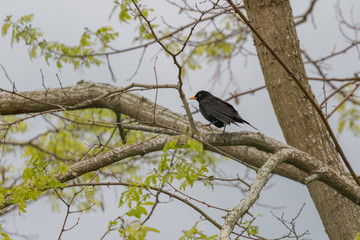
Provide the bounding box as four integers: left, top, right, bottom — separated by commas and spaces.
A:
242, 0, 360, 239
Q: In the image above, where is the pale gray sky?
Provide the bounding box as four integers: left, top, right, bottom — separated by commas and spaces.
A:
1, 0, 359, 239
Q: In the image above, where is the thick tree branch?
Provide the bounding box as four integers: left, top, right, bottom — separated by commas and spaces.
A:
220, 148, 291, 240
56, 134, 172, 183
2, 131, 359, 212
1, 83, 360, 212
0, 81, 303, 182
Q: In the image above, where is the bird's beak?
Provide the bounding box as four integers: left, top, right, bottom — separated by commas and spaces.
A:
189, 96, 196, 100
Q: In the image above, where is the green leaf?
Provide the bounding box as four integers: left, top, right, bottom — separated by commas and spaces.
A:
29, 46, 37, 59
338, 119, 346, 133
163, 139, 179, 152
186, 138, 203, 153
18, 202, 27, 214
354, 231, 360, 240
142, 201, 154, 206
1, 23, 11, 36
119, 9, 131, 22
22, 168, 32, 181
0, 231, 11, 240
59, 163, 68, 174
138, 206, 147, 215
126, 206, 146, 218
80, 33, 91, 46
179, 221, 218, 240
85, 187, 95, 203
56, 59, 63, 68
109, 220, 118, 226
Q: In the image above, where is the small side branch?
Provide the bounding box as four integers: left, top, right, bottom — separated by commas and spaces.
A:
294, 0, 318, 25
220, 148, 292, 240
326, 83, 360, 119
131, 0, 200, 133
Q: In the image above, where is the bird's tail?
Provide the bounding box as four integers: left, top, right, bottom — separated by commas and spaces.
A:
236, 118, 258, 131
244, 120, 258, 131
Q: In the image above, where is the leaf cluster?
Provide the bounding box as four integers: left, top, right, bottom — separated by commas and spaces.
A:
337, 97, 360, 136
179, 220, 218, 240
106, 137, 219, 239
2, 15, 119, 69
1, 150, 65, 215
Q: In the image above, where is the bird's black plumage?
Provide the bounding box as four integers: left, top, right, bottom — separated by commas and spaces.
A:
189, 90, 258, 130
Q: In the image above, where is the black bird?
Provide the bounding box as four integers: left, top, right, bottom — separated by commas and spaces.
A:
189, 90, 258, 131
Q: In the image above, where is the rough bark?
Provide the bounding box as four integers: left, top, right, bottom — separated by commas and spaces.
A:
1, 83, 360, 209
0, 81, 304, 182
242, 0, 360, 239
1, 124, 359, 212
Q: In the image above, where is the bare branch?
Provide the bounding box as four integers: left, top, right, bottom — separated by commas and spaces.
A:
1, 83, 360, 213
294, 0, 318, 26
131, 0, 199, 133
65, 181, 223, 230
327, 83, 360, 119
0, 63, 17, 92
106, 54, 117, 82
220, 148, 292, 240
271, 204, 309, 239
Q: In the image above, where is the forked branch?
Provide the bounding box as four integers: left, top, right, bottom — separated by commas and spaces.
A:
220, 148, 292, 240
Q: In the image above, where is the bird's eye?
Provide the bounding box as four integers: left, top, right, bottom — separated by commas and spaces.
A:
198, 93, 202, 97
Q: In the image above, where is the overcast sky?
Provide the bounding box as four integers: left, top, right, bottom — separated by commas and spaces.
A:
1, 0, 360, 239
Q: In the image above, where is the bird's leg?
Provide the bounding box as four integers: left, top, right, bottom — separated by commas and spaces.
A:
201, 123, 214, 133
222, 125, 226, 133
209, 125, 214, 133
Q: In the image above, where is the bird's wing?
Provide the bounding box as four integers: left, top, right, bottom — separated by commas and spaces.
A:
201, 95, 258, 130
201, 97, 238, 124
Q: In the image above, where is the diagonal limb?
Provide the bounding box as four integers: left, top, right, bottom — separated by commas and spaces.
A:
220, 148, 293, 240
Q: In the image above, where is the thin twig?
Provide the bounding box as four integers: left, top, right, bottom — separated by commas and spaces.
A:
131, 0, 199, 133
327, 83, 360, 119
0, 63, 17, 92
320, 81, 355, 107
153, 56, 159, 123
106, 54, 117, 82
167, 181, 229, 212
294, 0, 318, 25
127, 46, 147, 81
40, 69, 47, 90
65, 181, 223, 230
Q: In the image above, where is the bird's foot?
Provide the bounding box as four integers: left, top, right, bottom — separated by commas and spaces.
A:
201, 123, 214, 133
